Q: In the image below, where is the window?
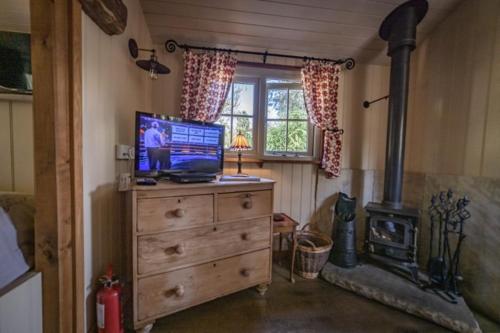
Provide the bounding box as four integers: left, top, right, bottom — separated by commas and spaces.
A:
216, 80, 256, 150
218, 67, 317, 161
265, 81, 311, 156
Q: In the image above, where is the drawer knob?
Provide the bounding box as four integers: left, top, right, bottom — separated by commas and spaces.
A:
165, 244, 185, 255
241, 233, 249, 241
174, 244, 185, 255
173, 208, 186, 217
240, 268, 250, 277
243, 199, 253, 209
166, 284, 185, 298
174, 284, 185, 297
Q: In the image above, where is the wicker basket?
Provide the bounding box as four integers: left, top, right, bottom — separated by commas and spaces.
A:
295, 223, 333, 279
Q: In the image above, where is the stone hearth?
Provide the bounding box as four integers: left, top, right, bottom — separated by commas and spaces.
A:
321, 262, 481, 333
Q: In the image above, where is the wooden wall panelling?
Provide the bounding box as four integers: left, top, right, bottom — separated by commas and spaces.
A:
299, 164, 316, 225
0, 101, 13, 191
340, 64, 389, 171
368, 65, 389, 171
462, 0, 499, 177
268, 163, 283, 213
290, 164, 302, 221
341, 65, 367, 170
0, 272, 43, 333
406, 0, 500, 177
11, 102, 34, 193
0, 99, 35, 194
223, 162, 318, 226
30, 0, 84, 331
280, 164, 293, 215
482, 4, 500, 178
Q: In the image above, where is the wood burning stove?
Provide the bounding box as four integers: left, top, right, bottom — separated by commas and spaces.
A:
365, 203, 419, 282
364, 0, 428, 283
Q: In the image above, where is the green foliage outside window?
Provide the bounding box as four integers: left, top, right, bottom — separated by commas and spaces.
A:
266, 87, 309, 153
216, 83, 254, 149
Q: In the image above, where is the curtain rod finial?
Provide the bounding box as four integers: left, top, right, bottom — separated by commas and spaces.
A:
345, 58, 355, 70
165, 39, 179, 53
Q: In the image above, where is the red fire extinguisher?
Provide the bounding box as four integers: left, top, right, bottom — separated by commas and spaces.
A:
96, 265, 124, 333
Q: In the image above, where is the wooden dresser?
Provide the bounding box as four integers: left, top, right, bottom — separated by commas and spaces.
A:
124, 178, 275, 332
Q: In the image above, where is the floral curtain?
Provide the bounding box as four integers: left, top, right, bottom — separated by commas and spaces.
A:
180, 50, 237, 122
301, 62, 342, 178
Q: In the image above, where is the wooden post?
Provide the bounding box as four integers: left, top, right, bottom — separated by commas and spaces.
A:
30, 0, 84, 332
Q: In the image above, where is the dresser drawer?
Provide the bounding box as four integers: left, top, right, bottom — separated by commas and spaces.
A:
137, 249, 270, 321
138, 217, 271, 275
137, 195, 213, 233
217, 190, 272, 222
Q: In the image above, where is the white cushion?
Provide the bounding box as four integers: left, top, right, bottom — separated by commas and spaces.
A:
0, 207, 29, 289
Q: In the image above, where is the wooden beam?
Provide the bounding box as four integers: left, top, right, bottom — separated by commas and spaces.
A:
79, 0, 128, 35
30, 0, 84, 332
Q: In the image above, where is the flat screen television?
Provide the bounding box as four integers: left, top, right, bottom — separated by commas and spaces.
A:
134, 112, 224, 175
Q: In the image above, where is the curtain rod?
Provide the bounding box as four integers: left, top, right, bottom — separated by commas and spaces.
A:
165, 39, 356, 70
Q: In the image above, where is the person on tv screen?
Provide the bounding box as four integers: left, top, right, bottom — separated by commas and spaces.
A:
144, 121, 171, 170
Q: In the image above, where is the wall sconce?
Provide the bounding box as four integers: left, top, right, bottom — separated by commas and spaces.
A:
128, 38, 170, 80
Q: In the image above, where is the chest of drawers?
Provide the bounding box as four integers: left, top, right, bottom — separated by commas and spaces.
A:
124, 179, 274, 332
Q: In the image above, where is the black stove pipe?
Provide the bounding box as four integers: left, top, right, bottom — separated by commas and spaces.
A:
379, 0, 428, 209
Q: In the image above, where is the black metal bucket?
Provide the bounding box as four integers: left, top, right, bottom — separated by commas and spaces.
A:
329, 193, 358, 268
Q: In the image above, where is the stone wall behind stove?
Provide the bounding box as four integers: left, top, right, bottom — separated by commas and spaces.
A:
314, 168, 500, 323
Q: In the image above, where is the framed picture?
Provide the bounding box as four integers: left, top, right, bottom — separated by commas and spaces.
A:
0, 31, 32, 94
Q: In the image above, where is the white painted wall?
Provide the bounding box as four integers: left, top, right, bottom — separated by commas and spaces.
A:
82, 0, 153, 330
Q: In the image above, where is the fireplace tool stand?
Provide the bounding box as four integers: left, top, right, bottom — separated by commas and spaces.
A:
422, 189, 470, 304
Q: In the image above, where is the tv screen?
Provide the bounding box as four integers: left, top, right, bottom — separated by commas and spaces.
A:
135, 112, 224, 174
0, 31, 32, 94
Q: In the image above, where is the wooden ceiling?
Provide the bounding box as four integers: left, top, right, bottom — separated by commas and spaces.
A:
0, 0, 464, 64
141, 0, 463, 64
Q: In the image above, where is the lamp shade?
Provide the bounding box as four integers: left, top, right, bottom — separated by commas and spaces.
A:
230, 131, 251, 151
129, 38, 170, 80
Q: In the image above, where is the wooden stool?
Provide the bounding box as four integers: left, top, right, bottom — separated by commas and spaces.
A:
273, 213, 299, 283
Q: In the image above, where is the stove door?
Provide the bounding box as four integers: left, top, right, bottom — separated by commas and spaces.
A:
368, 215, 414, 260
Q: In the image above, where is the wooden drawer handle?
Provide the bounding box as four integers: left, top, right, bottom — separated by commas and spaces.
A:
173, 208, 185, 217
165, 284, 185, 298
241, 232, 249, 241
165, 244, 185, 255
243, 199, 253, 209
240, 268, 250, 277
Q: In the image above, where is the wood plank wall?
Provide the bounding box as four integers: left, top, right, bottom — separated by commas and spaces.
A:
0, 97, 34, 193
224, 162, 317, 227
406, 0, 500, 179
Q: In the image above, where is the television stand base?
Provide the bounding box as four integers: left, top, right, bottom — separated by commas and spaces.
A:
169, 172, 216, 183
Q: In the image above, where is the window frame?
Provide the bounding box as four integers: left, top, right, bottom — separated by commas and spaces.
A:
263, 81, 315, 158
217, 76, 259, 155
222, 65, 320, 162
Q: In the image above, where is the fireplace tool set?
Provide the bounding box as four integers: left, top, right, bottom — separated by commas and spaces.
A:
423, 189, 470, 303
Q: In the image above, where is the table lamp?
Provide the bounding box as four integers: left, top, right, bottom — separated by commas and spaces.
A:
230, 131, 251, 176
